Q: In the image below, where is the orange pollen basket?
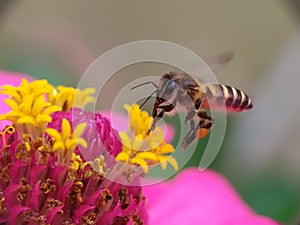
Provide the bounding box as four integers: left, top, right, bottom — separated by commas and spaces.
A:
198, 128, 209, 138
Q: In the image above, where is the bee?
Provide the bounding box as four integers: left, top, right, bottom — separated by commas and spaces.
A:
132, 53, 253, 149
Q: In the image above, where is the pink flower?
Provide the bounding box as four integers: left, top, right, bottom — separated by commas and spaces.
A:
0, 73, 146, 224
143, 168, 280, 225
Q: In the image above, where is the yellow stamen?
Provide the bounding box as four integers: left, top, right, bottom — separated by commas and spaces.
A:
130, 158, 149, 174
115, 152, 129, 162
45, 119, 87, 165
116, 104, 178, 174
54, 86, 95, 111
0, 126, 15, 147
0, 78, 95, 137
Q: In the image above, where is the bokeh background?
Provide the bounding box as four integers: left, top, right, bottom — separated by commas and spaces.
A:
0, 1, 299, 224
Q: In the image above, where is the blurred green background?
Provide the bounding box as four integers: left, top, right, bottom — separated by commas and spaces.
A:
0, 1, 299, 224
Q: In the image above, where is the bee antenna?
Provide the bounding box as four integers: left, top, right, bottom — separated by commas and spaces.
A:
131, 81, 158, 90
139, 90, 158, 109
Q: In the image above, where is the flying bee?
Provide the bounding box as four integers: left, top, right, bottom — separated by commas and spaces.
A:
132, 53, 253, 149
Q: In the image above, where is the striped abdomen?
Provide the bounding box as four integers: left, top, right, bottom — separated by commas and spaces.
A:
203, 84, 253, 112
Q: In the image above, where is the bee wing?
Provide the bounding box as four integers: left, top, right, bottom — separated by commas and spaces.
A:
188, 52, 234, 84
205, 52, 234, 71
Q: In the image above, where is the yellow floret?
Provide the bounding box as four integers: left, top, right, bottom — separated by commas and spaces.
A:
116, 104, 178, 174
54, 86, 95, 111
45, 119, 87, 165
0, 78, 95, 138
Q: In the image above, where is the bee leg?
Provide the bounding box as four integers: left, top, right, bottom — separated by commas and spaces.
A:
139, 90, 158, 109
182, 129, 196, 149
148, 101, 176, 134
185, 99, 202, 124
198, 111, 214, 129
152, 100, 160, 118
182, 111, 214, 149
200, 120, 214, 129
185, 110, 196, 124
182, 119, 197, 149
197, 111, 214, 138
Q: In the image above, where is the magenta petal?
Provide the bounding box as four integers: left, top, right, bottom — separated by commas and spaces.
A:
4, 184, 21, 208
8, 206, 30, 225
46, 205, 64, 224
143, 168, 280, 225
8, 160, 27, 183
26, 182, 41, 210
0, 71, 33, 130
72, 205, 95, 223
82, 188, 104, 205
29, 165, 47, 183
56, 182, 73, 202
126, 219, 134, 225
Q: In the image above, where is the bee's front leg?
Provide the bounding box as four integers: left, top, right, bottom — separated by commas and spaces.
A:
148, 100, 176, 134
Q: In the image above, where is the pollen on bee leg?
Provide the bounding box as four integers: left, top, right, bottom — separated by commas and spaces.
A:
198, 128, 210, 138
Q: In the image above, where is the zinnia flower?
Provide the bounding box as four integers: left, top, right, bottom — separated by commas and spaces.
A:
0, 73, 149, 224
0, 71, 280, 225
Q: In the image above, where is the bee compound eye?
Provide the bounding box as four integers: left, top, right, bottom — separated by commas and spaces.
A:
181, 79, 194, 89
162, 80, 177, 97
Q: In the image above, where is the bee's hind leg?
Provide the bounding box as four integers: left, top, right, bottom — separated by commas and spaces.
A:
182, 112, 214, 149
198, 111, 214, 129
198, 111, 214, 138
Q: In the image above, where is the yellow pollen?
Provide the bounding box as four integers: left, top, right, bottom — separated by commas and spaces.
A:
24, 142, 31, 152
69, 153, 88, 172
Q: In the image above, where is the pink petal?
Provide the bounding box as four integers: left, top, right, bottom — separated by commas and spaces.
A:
8, 206, 30, 225
8, 160, 27, 183
72, 205, 95, 223
26, 182, 41, 210
4, 183, 21, 208
143, 168, 280, 225
29, 164, 47, 183
46, 205, 64, 224
0, 71, 33, 130
100, 110, 175, 143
